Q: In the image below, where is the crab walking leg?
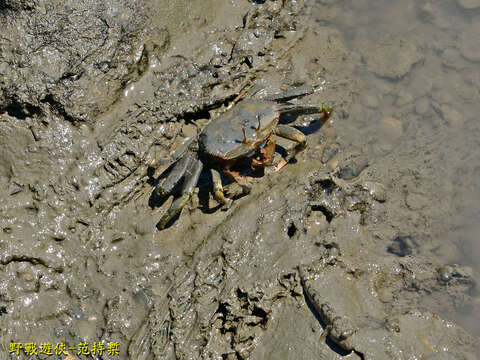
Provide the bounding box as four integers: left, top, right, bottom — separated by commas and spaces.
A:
211, 168, 231, 207
264, 84, 314, 103
223, 169, 252, 194
227, 84, 263, 109
157, 159, 203, 230
274, 124, 308, 171
154, 153, 194, 197
278, 104, 333, 121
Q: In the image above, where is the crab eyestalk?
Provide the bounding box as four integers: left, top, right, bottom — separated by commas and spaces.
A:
242, 128, 249, 144
256, 114, 262, 130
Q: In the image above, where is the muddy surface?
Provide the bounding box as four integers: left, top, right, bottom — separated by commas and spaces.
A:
1, 0, 479, 359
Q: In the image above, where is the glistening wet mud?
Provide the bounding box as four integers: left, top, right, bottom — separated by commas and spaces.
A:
1, 0, 479, 359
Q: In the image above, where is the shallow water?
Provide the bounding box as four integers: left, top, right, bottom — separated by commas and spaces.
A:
310, 0, 480, 335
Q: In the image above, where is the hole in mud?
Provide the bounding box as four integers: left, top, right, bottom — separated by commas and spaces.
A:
216, 302, 228, 318
183, 108, 211, 123
4, 105, 27, 119
236, 288, 250, 310
251, 306, 268, 326
2, 101, 42, 120
215, 302, 231, 335
287, 222, 297, 238
311, 205, 334, 223
41, 94, 76, 123
324, 242, 339, 250
317, 179, 336, 195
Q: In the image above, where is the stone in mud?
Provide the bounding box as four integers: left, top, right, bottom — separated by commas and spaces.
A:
460, 23, 480, 62
418, 2, 454, 30
361, 93, 379, 109
338, 157, 368, 180
395, 89, 414, 106
457, 0, 480, 9
438, 105, 464, 128
437, 264, 475, 286
372, 119, 399, 156
362, 181, 387, 202
440, 47, 465, 69
405, 191, 429, 210
408, 71, 433, 98
415, 97, 431, 115
361, 37, 424, 79
321, 144, 338, 164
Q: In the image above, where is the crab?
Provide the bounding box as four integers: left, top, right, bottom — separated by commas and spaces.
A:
153, 85, 333, 229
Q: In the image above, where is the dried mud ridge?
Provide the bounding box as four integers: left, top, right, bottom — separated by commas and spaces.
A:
1, 0, 479, 359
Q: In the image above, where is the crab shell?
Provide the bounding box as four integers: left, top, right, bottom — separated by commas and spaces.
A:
198, 99, 279, 165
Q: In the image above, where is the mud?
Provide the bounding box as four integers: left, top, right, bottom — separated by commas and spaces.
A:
1, 0, 479, 359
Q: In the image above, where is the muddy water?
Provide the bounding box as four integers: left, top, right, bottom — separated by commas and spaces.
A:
318, 0, 480, 335
0, 0, 479, 359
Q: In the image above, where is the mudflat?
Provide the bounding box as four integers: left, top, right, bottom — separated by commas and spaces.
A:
1, 1, 479, 359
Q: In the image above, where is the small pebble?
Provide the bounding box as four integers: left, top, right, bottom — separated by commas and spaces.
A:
457, 0, 480, 9
362, 181, 387, 202
439, 105, 464, 128
362, 94, 379, 109
409, 72, 433, 98
380, 116, 403, 139
460, 23, 480, 62
395, 90, 414, 106
437, 265, 453, 282
338, 157, 368, 180
328, 160, 339, 170
441, 48, 463, 68
415, 97, 430, 115
74, 308, 85, 319
405, 192, 429, 210
385, 317, 401, 332
321, 145, 338, 164
377, 287, 393, 302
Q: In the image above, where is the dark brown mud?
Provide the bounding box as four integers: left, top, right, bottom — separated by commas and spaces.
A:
1, 0, 479, 359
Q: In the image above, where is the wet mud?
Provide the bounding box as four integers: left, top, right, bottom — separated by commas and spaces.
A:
1, 0, 479, 359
